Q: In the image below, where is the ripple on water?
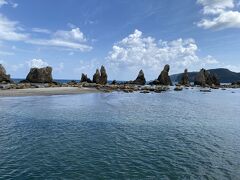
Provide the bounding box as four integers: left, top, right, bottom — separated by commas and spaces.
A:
0, 91, 240, 179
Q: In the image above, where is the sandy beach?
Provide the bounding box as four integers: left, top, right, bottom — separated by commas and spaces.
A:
0, 87, 100, 97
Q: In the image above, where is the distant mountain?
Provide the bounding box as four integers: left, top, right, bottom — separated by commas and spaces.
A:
170, 68, 240, 83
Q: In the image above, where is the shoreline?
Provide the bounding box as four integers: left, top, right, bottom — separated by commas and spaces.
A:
0, 87, 100, 97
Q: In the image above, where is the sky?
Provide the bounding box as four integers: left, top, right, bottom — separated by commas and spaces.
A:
0, 0, 240, 80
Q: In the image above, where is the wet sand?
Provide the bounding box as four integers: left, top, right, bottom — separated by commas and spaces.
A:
0, 87, 100, 97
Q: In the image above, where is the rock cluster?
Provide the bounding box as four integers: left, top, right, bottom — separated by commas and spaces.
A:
92, 65, 108, 85
80, 73, 92, 83
0, 64, 11, 83
129, 70, 146, 85
26, 66, 53, 83
152, 64, 172, 85
179, 69, 189, 86
194, 68, 220, 87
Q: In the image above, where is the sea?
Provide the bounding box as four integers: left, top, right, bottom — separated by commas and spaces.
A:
0, 88, 240, 179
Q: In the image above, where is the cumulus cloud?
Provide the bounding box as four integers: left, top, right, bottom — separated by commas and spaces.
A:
27, 59, 49, 68
107, 29, 216, 76
197, 0, 240, 29
54, 28, 86, 43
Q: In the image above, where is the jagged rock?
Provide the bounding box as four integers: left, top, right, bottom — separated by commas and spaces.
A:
179, 69, 189, 86
194, 69, 220, 87
0, 64, 11, 83
26, 66, 53, 83
80, 73, 92, 83
153, 64, 172, 85
99, 65, 108, 85
93, 69, 100, 84
131, 70, 146, 85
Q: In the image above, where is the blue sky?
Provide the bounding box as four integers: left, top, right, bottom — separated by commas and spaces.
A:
0, 0, 240, 80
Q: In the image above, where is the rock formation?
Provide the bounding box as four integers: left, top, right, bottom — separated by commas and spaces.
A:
152, 64, 172, 85
26, 66, 53, 83
131, 70, 146, 85
99, 65, 108, 85
194, 68, 220, 86
0, 64, 12, 83
93, 69, 100, 84
179, 69, 189, 86
80, 73, 92, 83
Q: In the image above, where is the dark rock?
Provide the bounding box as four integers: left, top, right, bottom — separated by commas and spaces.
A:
26, 66, 53, 83
140, 90, 150, 94
80, 73, 92, 83
153, 64, 172, 85
111, 80, 117, 85
179, 69, 189, 86
68, 80, 78, 85
19, 79, 30, 83
0, 64, 12, 83
174, 86, 183, 91
131, 70, 146, 85
99, 65, 108, 85
232, 81, 240, 85
194, 68, 220, 87
93, 69, 100, 84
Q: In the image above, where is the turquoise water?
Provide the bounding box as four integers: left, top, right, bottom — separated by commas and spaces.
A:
0, 89, 240, 179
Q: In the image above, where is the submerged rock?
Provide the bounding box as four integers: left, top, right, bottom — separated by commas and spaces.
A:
0, 64, 11, 83
26, 66, 53, 83
179, 69, 189, 86
194, 68, 220, 87
80, 73, 92, 83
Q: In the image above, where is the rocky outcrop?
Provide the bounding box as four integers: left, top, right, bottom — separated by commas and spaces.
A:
131, 70, 146, 85
0, 64, 11, 83
93, 69, 100, 84
99, 65, 108, 85
194, 68, 220, 87
179, 69, 189, 86
152, 64, 172, 85
26, 66, 53, 83
80, 73, 92, 83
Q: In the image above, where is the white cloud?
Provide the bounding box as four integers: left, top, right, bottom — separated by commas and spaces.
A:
27, 59, 49, 68
0, 14, 28, 41
107, 29, 216, 75
27, 38, 92, 52
32, 28, 51, 34
0, 12, 92, 52
197, 0, 240, 29
0, 0, 7, 7
54, 28, 86, 42
12, 3, 18, 8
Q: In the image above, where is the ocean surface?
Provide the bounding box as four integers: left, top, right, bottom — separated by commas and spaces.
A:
0, 88, 240, 179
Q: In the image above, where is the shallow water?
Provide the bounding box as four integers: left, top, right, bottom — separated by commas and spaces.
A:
0, 88, 240, 179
